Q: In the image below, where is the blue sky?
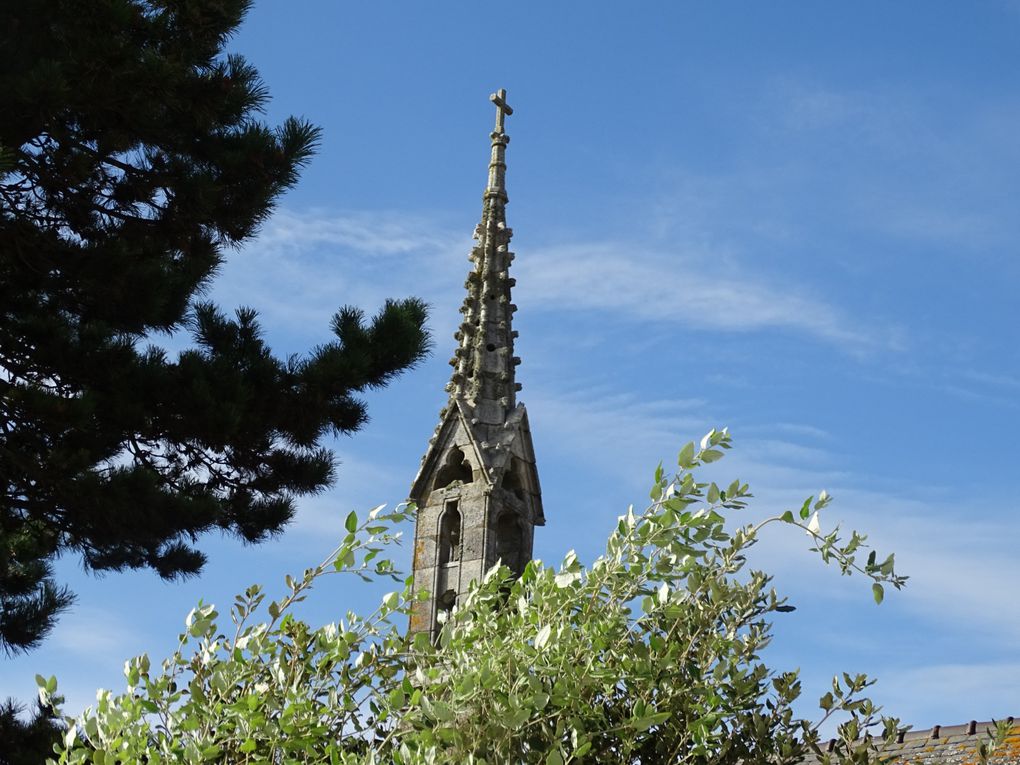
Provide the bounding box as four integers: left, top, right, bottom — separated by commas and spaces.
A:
5, 1, 1020, 731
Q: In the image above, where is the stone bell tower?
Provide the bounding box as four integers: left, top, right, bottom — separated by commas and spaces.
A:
409, 89, 544, 637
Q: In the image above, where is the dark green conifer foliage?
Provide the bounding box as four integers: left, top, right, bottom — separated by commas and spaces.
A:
0, 0, 430, 655
0, 699, 63, 765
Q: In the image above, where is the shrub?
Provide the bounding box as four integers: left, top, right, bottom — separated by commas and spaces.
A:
45, 431, 914, 764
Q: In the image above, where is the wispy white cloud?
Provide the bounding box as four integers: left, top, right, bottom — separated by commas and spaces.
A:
843, 495, 1020, 639
947, 369, 1020, 407
960, 369, 1020, 389
754, 482, 1020, 649
771, 80, 912, 142
936, 383, 1020, 410
745, 422, 832, 441
212, 210, 468, 343
526, 385, 708, 482
209, 208, 889, 357
516, 242, 881, 350
253, 209, 458, 257
49, 606, 142, 661
26, 605, 150, 716
847, 191, 1013, 254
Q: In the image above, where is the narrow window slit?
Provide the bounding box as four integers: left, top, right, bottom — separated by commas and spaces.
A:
439, 501, 462, 565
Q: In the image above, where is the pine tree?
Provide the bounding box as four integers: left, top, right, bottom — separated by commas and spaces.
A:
0, 0, 430, 654
0, 699, 63, 765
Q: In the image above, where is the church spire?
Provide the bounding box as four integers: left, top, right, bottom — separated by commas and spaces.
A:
448, 89, 521, 422
409, 89, 544, 638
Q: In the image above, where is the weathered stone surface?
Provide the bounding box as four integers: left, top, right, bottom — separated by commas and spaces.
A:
408, 600, 432, 634
473, 399, 504, 426
461, 524, 487, 561
412, 534, 437, 569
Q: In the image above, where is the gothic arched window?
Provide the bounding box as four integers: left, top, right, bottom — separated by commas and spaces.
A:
438, 502, 462, 565
434, 446, 473, 490
495, 512, 525, 576
502, 457, 527, 502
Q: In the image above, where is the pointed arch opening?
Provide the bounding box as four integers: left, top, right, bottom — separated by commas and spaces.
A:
438, 501, 462, 566
495, 511, 526, 577
434, 446, 473, 490
502, 457, 527, 502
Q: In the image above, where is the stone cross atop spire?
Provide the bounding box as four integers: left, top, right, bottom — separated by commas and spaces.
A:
486, 88, 512, 201
491, 88, 512, 131
448, 88, 521, 423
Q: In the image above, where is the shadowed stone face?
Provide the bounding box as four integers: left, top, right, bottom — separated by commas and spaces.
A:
495, 512, 525, 576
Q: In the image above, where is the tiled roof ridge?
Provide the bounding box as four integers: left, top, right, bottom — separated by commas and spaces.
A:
905, 718, 1014, 742
822, 717, 1017, 752
807, 718, 1020, 765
